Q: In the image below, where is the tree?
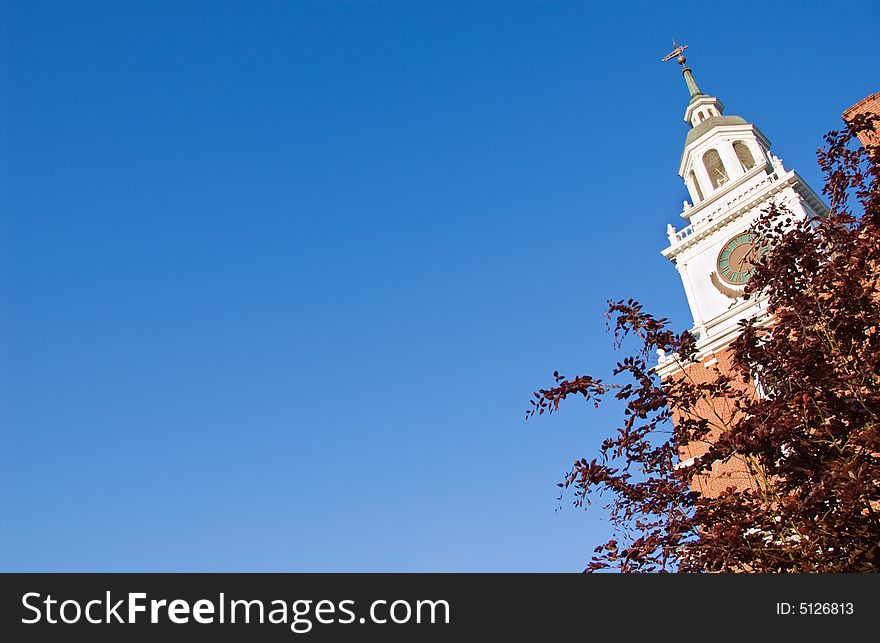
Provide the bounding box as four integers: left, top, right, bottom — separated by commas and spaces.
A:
529, 115, 880, 572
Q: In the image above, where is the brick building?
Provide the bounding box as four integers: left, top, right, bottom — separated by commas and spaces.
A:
655, 50, 827, 496
842, 91, 880, 148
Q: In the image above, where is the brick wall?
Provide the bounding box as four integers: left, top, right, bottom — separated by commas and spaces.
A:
668, 347, 759, 497
842, 91, 880, 148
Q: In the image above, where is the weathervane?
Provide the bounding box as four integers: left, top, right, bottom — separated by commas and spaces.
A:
662, 39, 688, 64
661, 40, 702, 98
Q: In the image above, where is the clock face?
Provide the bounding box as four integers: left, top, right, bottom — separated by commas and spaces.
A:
717, 233, 757, 285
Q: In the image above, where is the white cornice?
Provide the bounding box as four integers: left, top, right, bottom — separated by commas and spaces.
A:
662, 170, 816, 261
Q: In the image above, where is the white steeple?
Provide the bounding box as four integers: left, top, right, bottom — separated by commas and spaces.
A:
657, 48, 827, 372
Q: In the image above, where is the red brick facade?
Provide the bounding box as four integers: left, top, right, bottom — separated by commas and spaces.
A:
842, 91, 880, 148
668, 347, 758, 497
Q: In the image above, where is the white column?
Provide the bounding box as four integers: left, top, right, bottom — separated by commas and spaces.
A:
719, 141, 743, 182
685, 172, 702, 204
691, 155, 714, 198
676, 260, 704, 333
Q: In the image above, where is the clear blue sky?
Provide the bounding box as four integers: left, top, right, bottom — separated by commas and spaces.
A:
1, 0, 877, 571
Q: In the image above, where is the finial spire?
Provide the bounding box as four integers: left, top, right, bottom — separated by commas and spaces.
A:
662, 40, 703, 99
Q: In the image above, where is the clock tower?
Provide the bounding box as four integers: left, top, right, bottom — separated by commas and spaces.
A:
656, 48, 827, 378
654, 47, 828, 495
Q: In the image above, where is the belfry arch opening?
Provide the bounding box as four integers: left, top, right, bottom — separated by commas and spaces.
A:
733, 140, 756, 172
703, 148, 728, 189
